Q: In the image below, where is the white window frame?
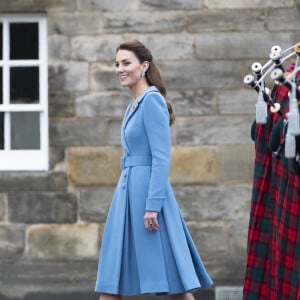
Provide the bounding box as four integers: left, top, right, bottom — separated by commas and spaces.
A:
0, 14, 48, 171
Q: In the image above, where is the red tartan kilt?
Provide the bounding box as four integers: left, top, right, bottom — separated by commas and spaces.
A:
243, 75, 300, 299
275, 160, 300, 299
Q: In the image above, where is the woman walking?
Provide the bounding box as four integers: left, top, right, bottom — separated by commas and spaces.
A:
95, 40, 212, 300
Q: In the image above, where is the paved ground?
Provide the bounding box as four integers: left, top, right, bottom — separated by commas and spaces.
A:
0, 290, 215, 300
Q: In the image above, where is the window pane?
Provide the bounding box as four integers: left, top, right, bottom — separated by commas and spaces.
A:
0, 112, 3, 149
11, 112, 40, 150
0, 23, 2, 60
10, 67, 39, 104
10, 23, 38, 60
0, 67, 2, 104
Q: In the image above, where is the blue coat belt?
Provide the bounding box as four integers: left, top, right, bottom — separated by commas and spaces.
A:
120, 155, 152, 169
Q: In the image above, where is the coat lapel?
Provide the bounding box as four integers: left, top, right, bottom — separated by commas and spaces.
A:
123, 86, 158, 130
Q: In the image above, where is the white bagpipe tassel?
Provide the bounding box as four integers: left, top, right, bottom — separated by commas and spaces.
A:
285, 88, 299, 158
286, 99, 300, 135
255, 90, 268, 124
285, 131, 296, 158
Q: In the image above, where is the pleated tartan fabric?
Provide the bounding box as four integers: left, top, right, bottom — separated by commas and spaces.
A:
243, 65, 300, 300
243, 113, 276, 300
267, 82, 300, 300
274, 157, 300, 299
270, 68, 300, 300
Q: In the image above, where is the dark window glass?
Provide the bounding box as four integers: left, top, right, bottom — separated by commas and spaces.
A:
0, 67, 2, 104
11, 112, 40, 149
0, 112, 3, 149
10, 67, 39, 104
0, 23, 2, 60
10, 23, 38, 60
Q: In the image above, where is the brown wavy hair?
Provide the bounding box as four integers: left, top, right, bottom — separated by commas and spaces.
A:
116, 40, 175, 125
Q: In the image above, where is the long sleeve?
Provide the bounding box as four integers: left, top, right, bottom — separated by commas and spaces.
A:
142, 92, 171, 212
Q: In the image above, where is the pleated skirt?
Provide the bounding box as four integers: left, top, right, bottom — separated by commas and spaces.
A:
95, 166, 213, 295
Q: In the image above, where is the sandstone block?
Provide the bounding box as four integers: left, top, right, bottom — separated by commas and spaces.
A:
187, 222, 230, 259
174, 185, 251, 221
0, 260, 98, 299
75, 91, 128, 118
187, 10, 264, 32
107, 119, 122, 146
77, 0, 139, 10
49, 118, 107, 147
7, 291, 101, 300
8, 192, 77, 223
160, 60, 244, 90
67, 147, 122, 186
169, 90, 217, 116
203, 0, 293, 9
0, 193, 6, 221
49, 62, 89, 92
204, 258, 246, 285
79, 187, 114, 222
48, 35, 70, 60
0, 172, 67, 192
123, 34, 195, 61
49, 91, 75, 118
49, 148, 65, 171
141, 0, 203, 10
294, 33, 300, 45
218, 144, 254, 183
48, 12, 103, 35
90, 63, 120, 91
0, 0, 76, 12
170, 147, 217, 185
218, 89, 255, 115
0, 224, 25, 257
228, 219, 249, 261
26, 223, 101, 259
103, 11, 185, 33
195, 33, 293, 59
174, 116, 253, 145
268, 8, 300, 31
71, 35, 123, 62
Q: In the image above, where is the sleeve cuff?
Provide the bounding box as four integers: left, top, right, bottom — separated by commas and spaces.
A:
145, 197, 165, 212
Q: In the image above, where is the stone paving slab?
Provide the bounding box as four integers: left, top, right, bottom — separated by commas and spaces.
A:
0, 290, 214, 300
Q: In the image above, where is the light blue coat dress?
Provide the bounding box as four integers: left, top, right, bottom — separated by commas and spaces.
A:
95, 86, 212, 295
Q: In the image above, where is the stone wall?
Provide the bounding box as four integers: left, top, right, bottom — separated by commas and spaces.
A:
0, 0, 299, 299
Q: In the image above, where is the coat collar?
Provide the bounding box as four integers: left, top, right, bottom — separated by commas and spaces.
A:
123, 86, 159, 129
134, 85, 158, 108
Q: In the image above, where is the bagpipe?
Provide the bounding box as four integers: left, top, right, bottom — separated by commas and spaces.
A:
244, 43, 300, 189
244, 43, 300, 161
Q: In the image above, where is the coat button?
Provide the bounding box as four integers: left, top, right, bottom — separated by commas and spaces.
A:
123, 172, 127, 178
122, 184, 126, 189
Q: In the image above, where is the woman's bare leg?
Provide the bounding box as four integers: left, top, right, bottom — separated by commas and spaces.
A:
169, 292, 195, 300
99, 293, 122, 300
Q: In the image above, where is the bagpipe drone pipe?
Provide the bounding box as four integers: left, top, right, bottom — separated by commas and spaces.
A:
244, 43, 300, 192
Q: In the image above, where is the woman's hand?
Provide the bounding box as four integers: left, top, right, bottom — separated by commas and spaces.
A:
144, 211, 159, 231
